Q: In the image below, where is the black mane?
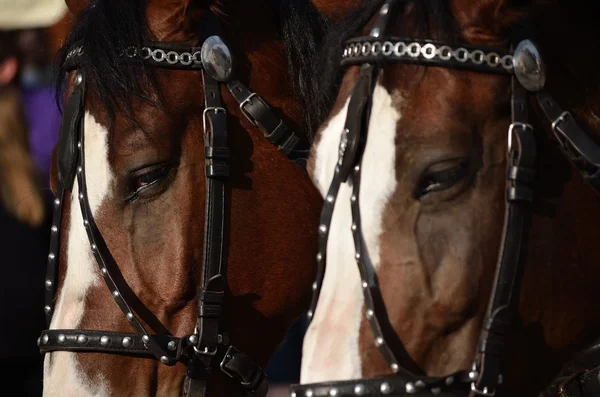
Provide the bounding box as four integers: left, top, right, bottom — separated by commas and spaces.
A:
55, 0, 156, 120
279, 0, 328, 138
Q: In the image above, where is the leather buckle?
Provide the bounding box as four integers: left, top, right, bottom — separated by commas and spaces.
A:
193, 344, 218, 356
219, 345, 260, 388
202, 107, 226, 135
239, 92, 267, 127
470, 382, 496, 396
557, 370, 584, 397
220, 346, 250, 386
551, 111, 571, 132
191, 328, 220, 356
550, 111, 573, 150
507, 122, 533, 152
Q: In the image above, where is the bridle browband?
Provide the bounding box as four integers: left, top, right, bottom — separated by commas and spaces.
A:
38, 18, 308, 397
291, 1, 600, 397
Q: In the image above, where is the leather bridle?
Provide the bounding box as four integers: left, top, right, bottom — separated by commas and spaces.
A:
38, 17, 307, 397
290, 1, 600, 396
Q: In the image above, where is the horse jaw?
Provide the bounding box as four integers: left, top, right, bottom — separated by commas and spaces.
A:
43, 112, 112, 397
301, 82, 400, 383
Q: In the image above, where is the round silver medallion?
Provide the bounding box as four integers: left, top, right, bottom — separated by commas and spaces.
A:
512, 39, 546, 92
201, 36, 233, 82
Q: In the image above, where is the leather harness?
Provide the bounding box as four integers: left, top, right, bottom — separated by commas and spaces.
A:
290, 1, 600, 396
38, 21, 307, 397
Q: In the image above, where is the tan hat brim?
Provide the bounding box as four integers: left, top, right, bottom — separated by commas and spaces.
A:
0, 0, 68, 30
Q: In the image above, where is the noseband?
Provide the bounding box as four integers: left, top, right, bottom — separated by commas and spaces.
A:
38, 15, 307, 397
291, 1, 600, 396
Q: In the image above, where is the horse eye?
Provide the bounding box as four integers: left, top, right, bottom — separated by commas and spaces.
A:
415, 160, 470, 198
126, 164, 173, 201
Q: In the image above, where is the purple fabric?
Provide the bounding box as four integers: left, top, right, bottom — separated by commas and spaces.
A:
20, 85, 61, 188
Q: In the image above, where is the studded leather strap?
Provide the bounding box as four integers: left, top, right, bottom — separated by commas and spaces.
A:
290, 371, 472, 397
346, 64, 421, 374
43, 74, 87, 325
39, 329, 185, 360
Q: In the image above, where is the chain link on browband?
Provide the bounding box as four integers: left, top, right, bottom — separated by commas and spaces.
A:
341, 38, 514, 74
66, 43, 205, 69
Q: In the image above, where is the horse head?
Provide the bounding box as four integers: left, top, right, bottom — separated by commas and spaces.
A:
300, 0, 600, 396
41, 0, 323, 395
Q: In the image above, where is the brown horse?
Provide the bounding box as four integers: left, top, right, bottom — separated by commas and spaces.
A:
39, 0, 324, 396
297, 0, 600, 396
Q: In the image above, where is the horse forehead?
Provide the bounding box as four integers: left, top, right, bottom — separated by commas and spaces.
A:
377, 67, 504, 143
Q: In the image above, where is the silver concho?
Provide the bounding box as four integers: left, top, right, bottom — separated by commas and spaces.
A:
201, 36, 233, 82
512, 39, 546, 92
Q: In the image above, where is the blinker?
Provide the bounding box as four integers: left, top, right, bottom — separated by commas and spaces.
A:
201, 36, 233, 82
513, 39, 546, 92
57, 73, 85, 192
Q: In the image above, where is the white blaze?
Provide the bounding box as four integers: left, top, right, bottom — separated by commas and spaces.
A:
43, 112, 112, 396
301, 82, 400, 383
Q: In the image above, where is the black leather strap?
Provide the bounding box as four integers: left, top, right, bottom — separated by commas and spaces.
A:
197, 71, 227, 354
536, 91, 600, 196
226, 80, 300, 156
183, 71, 230, 397
470, 77, 536, 397
57, 76, 85, 191
38, 329, 185, 360
347, 64, 420, 373
540, 342, 600, 397
220, 345, 269, 397
43, 185, 65, 325
290, 370, 472, 397
542, 368, 600, 397
44, 75, 87, 323
305, 0, 399, 329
